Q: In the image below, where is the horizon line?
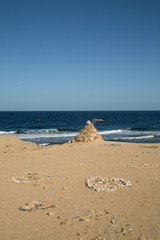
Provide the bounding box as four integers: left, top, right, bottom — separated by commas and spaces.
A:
0, 110, 160, 112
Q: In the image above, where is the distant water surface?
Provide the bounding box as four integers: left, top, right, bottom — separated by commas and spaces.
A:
0, 111, 160, 145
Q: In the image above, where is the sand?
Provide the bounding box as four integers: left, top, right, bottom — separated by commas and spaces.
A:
0, 136, 160, 240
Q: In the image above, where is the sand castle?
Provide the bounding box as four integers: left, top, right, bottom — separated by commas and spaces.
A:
71, 120, 103, 143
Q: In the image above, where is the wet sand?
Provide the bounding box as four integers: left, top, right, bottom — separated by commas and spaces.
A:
0, 136, 160, 240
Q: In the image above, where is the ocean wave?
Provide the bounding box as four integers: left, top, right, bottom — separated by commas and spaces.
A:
39, 143, 50, 146
99, 129, 123, 135
20, 129, 59, 134
57, 128, 77, 132
0, 128, 124, 136
128, 127, 156, 131
0, 129, 59, 135
0, 130, 17, 134
114, 135, 154, 140
100, 129, 160, 137
20, 132, 78, 139
1, 128, 160, 143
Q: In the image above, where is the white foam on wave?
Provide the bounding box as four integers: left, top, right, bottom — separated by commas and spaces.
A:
25, 129, 59, 134
99, 129, 123, 135
0, 131, 16, 135
39, 143, 50, 146
115, 135, 154, 140
20, 132, 78, 139
0, 129, 59, 135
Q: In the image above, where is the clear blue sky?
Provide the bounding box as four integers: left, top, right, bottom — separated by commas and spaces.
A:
0, 0, 160, 111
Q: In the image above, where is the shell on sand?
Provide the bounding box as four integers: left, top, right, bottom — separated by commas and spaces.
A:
71, 120, 103, 143
85, 176, 132, 192
10, 172, 54, 186
19, 201, 55, 211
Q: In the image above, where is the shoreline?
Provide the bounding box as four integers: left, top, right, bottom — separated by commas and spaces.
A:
0, 136, 160, 240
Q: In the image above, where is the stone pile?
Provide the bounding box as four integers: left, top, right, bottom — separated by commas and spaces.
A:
71, 120, 103, 143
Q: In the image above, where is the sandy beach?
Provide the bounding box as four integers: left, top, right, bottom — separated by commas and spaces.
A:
1, 0, 160, 238
0, 135, 160, 240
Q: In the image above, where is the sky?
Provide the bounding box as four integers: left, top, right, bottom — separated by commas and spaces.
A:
0, 0, 160, 111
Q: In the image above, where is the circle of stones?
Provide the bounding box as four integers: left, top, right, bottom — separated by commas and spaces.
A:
85, 176, 132, 192
128, 163, 159, 168
11, 172, 54, 185
19, 201, 55, 211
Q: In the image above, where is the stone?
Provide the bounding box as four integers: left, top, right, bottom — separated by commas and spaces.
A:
47, 212, 55, 216
78, 217, 86, 222
84, 218, 90, 222
60, 219, 70, 225
110, 217, 118, 224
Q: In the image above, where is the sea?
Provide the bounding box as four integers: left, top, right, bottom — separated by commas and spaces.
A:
0, 111, 160, 146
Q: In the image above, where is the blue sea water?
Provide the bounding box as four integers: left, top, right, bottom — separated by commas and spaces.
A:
0, 111, 160, 145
